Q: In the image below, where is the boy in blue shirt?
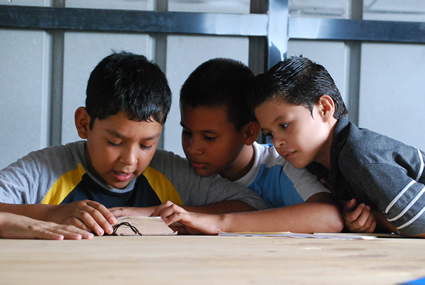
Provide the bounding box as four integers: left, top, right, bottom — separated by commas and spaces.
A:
248, 56, 425, 237
163, 58, 343, 234
0, 52, 267, 236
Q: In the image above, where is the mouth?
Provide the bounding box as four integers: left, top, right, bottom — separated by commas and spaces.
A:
112, 170, 133, 182
190, 160, 208, 169
282, 151, 296, 160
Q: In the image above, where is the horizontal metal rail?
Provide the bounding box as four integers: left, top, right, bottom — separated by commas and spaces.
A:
1, 5, 425, 44
0, 5, 268, 36
289, 17, 425, 43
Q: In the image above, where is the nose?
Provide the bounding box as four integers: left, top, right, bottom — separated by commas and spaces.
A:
272, 134, 285, 149
120, 145, 138, 165
185, 136, 203, 156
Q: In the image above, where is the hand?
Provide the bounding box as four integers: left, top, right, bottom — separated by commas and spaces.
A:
0, 213, 94, 240
343, 199, 376, 233
152, 201, 221, 235
108, 206, 157, 217
47, 200, 117, 236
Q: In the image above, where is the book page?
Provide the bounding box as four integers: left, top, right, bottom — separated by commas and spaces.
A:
112, 216, 177, 236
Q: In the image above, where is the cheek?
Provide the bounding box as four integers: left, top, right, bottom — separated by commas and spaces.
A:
135, 151, 155, 173
181, 136, 189, 150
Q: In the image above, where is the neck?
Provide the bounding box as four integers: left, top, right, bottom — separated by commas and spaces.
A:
314, 118, 338, 170
220, 144, 255, 181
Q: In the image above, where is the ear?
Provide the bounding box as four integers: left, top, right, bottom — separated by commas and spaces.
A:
241, 121, 261, 145
317, 95, 335, 122
74, 107, 91, 139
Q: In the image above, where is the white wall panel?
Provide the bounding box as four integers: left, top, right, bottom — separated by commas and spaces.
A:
359, 43, 425, 149
0, 30, 50, 169
65, 0, 152, 10
359, 1, 425, 149
169, 0, 249, 13
0, 0, 51, 6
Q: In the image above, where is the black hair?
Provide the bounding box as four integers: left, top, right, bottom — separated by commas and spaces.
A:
85, 51, 171, 129
248, 56, 348, 119
180, 58, 254, 131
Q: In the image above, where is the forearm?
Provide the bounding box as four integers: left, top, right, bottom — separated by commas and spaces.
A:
182, 200, 256, 214
0, 203, 55, 221
219, 203, 344, 233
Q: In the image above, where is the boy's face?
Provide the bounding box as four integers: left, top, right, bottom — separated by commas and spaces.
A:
255, 99, 330, 169
79, 111, 162, 189
180, 105, 246, 177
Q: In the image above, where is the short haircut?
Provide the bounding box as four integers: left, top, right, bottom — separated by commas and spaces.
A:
180, 58, 254, 131
248, 56, 348, 119
86, 51, 171, 129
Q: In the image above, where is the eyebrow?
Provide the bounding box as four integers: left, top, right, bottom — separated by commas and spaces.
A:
106, 129, 161, 141
180, 122, 217, 134
272, 115, 288, 124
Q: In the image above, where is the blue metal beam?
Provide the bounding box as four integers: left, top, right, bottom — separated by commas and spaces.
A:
289, 17, 425, 43
0, 5, 268, 36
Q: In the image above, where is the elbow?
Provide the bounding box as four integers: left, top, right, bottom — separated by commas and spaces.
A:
329, 217, 344, 233
322, 209, 344, 233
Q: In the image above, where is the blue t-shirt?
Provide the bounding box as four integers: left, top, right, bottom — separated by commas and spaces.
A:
234, 142, 329, 208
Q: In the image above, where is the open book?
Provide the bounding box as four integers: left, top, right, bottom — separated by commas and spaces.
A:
112, 216, 177, 236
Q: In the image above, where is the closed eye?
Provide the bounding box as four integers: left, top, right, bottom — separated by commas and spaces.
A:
108, 140, 122, 146
204, 135, 216, 142
140, 144, 153, 150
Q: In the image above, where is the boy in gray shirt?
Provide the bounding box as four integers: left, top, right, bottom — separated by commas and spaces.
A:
0, 52, 267, 236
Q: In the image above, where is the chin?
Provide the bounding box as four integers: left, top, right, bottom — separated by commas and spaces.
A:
197, 171, 213, 177
194, 169, 214, 177
289, 160, 308, 169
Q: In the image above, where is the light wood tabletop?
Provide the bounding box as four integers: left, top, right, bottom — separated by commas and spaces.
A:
1, 235, 424, 285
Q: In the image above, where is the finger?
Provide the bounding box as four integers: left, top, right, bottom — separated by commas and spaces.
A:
153, 203, 181, 219
82, 202, 117, 235
358, 207, 376, 233
86, 201, 117, 224
35, 230, 66, 240
163, 211, 187, 225
65, 217, 91, 232
343, 199, 357, 211
365, 217, 377, 233
27, 223, 68, 240
344, 203, 365, 223
151, 201, 174, 217
56, 225, 94, 239
157, 205, 179, 221
349, 206, 373, 232
353, 205, 370, 227
56, 230, 93, 240
75, 211, 109, 236
50, 229, 82, 240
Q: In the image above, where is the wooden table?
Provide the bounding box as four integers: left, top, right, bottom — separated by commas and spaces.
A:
1, 235, 424, 285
